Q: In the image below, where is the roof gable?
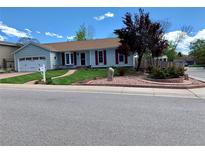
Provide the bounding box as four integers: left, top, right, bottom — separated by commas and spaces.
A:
13, 42, 51, 54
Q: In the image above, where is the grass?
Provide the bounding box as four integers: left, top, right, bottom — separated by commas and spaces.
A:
0, 67, 137, 85
51, 67, 137, 85
52, 68, 107, 85
0, 69, 68, 84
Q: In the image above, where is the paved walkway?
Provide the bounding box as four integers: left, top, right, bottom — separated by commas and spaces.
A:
1, 84, 205, 99
0, 72, 32, 79
51, 69, 76, 79
24, 70, 76, 84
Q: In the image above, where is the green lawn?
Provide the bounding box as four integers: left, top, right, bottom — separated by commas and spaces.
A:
52, 68, 107, 85
0, 70, 68, 84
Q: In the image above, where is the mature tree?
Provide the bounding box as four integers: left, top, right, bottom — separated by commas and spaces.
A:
159, 19, 171, 33
148, 22, 168, 58
189, 39, 205, 65
164, 42, 177, 61
74, 24, 95, 41
18, 37, 40, 45
114, 9, 168, 71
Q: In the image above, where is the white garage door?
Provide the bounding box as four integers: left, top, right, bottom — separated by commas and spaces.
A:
18, 57, 46, 72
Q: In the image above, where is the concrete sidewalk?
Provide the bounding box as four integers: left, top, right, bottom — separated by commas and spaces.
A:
0, 84, 205, 99
0, 72, 32, 79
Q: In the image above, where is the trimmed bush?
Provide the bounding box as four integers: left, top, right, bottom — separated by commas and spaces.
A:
118, 68, 126, 76
149, 66, 186, 79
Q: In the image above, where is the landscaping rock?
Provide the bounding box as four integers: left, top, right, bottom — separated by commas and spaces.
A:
107, 67, 114, 81
184, 74, 189, 80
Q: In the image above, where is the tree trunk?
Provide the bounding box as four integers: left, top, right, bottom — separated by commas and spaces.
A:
136, 55, 143, 71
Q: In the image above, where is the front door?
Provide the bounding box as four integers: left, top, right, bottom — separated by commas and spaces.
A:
80, 53, 86, 66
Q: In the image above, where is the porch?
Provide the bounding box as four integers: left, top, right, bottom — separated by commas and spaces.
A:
56, 51, 90, 69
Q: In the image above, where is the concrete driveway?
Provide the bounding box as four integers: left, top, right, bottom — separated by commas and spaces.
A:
0, 72, 32, 79
186, 67, 205, 82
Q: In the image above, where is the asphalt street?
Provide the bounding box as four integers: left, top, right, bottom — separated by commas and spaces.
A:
1, 87, 205, 145
187, 67, 205, 82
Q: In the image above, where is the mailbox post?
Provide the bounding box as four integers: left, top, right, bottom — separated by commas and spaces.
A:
39, 64, 46, 83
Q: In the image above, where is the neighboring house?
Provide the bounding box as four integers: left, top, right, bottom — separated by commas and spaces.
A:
0, 41, 20, 70
154, 55, 168, 62
174, 57, 195, 67
13, 38, 134, 72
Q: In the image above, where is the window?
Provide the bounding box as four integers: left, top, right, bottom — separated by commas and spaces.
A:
40, 57, 46, 60
33, 57, 39, 60
98, 51, 103, 63
19, 58, 25, 61
119, 54, 124, 62
65, 52, 74, 65
26, 57, 32, 60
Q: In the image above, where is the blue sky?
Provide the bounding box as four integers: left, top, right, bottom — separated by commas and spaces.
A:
0, 7, 205, 53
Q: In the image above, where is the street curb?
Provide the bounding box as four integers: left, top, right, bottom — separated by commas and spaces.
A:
79, 83, 205, 89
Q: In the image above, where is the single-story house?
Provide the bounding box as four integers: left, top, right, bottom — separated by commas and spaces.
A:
0, 41, 20, 70
14, 38, 134, 72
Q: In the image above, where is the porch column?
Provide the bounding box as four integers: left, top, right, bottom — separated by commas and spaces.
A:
89, 50, 92, 66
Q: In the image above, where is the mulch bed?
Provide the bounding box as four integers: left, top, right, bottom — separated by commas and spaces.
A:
82, 75, 205, 89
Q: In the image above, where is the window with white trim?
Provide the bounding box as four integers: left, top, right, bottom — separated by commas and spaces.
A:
65, 52, 74, 65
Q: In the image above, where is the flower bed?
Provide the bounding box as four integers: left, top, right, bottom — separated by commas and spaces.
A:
84, 76, 205, 89
149, 66, 186, 79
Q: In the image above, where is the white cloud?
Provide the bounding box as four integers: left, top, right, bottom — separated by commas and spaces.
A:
94, 12, 114, 21
164, 29, 205, 54
36, 31, 41, 34
67, 35, 75, 40
45, 32, 63, 39
104, 12, 114, 18
24, 28, 32, 34
0, 35, 5, 41
0, 21, 29, 38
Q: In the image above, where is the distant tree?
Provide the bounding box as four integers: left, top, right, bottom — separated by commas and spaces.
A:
172, 25, 193, 50
114, 9, 168, 71
75, 24, 87, 41
18, 37, 40, 45
177, 52, 183, 57
164, 42, 177, 61
74, 24, 95, 41
189, 39, 205, 65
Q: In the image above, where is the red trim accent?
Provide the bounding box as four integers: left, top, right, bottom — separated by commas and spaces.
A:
115, 50, 119, 64
125, 55, 128, 64
103, 50, 107, 65
95, 50, 98, 65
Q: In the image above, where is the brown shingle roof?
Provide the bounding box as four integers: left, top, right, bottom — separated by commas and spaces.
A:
0, 41, 19, 47
41, 38, 120, 52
